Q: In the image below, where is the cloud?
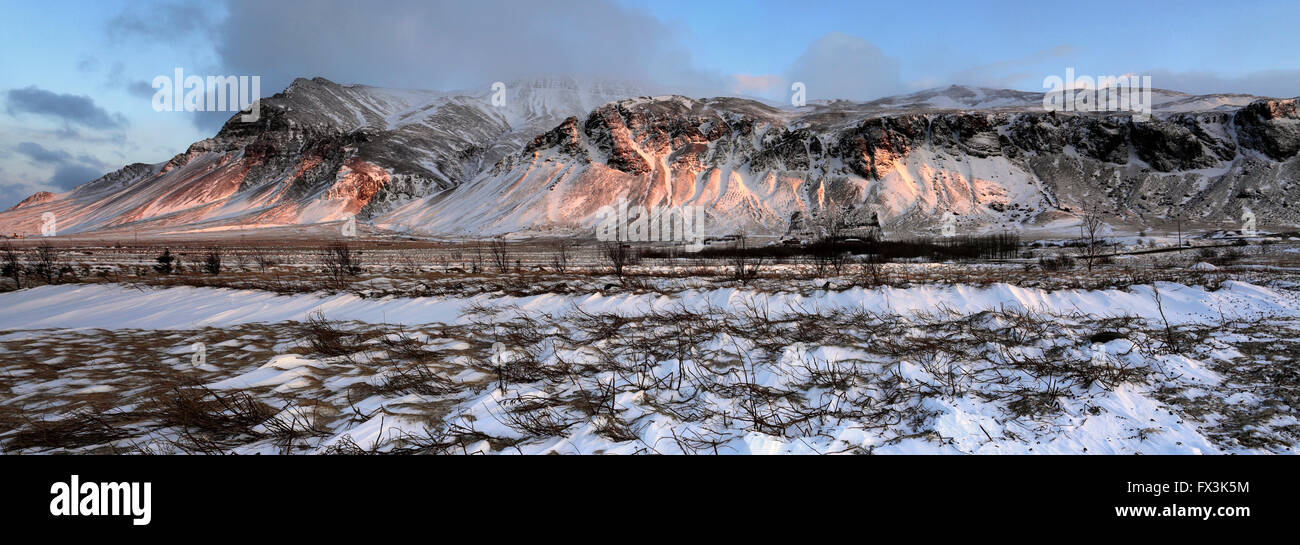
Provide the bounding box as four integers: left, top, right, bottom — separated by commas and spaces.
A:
100, 61, 158, 99
98, 0, 1297, 140
48, 164, 107, 190
106, 0, 218, 43
15, 141, 73, 164
125, 81, 157, 99
109, 0, 720, 131
945, 45, 1078, 89
224, 0, 705, 87
14, 141, 109, 170
77, 56, 101, 73
0, 182, 41, 211
5, 86, 130, 130
730, 74, 787, 97
12, 141, 109, 190
49, 125, 129, 146
785, 33, 904, 101
1144, 69, 1300, 98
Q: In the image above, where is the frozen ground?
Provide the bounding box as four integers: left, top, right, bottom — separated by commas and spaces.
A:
1, 278, 1298, 454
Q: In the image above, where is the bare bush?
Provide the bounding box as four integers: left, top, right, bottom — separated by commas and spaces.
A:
728, 237, 763, 285
1151, 283, 1178, 352
1037, 254, 1074, 272
858, 254, 886, 286
145, 382, 278, 452
604, 242, 632, 278
300, 311, 367, 358
322, 242, 362, 288
251, 247, 279, 272
31, 242, 64, 284
489, 238, 511, 273
1, 243, 22, 289
550, 240, 570, 273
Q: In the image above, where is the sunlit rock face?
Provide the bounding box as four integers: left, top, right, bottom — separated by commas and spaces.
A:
1234, 99, 1300, 161
2, 81, 1296, 238
8, 191, 56, 211
435, 91, 1299, 237
0, 76, 642, 236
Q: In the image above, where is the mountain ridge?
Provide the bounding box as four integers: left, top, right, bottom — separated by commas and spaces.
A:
3, 78, 1297, 238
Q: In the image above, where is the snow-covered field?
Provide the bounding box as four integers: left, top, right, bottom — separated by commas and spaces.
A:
2, 278, 1298, 454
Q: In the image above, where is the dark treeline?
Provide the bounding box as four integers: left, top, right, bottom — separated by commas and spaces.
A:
642, 233, 1022, 262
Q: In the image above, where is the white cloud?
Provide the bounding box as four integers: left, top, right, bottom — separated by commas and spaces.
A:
785, 32, 904, 101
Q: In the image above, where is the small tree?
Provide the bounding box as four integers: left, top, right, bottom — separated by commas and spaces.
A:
1173, 212, 1184, 249
154, 249, 176, 275
471, 247, 484, 273
1079, 203, 1105, 272
728, 236, 763, 284
203, 248, 222, 275
488, 238, 510, 274
604, 242, 631, 278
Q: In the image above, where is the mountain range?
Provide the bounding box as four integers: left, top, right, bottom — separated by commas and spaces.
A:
3, 76, 1297, 239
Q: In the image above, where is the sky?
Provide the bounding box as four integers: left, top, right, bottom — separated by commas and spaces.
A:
1, 0, 1297, 209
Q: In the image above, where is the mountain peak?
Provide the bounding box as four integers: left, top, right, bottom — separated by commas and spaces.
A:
285, 76, 342, 92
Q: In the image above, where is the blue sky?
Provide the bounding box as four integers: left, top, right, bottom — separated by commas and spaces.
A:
623, 0, 1300, 81
2, 0, 1297, 209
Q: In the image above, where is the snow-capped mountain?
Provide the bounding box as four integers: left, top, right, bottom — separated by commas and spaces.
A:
376, 90, 1300, 237
846, 85, 1263, 114
2, 80, 1297, 238
0, 76, 645, 236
